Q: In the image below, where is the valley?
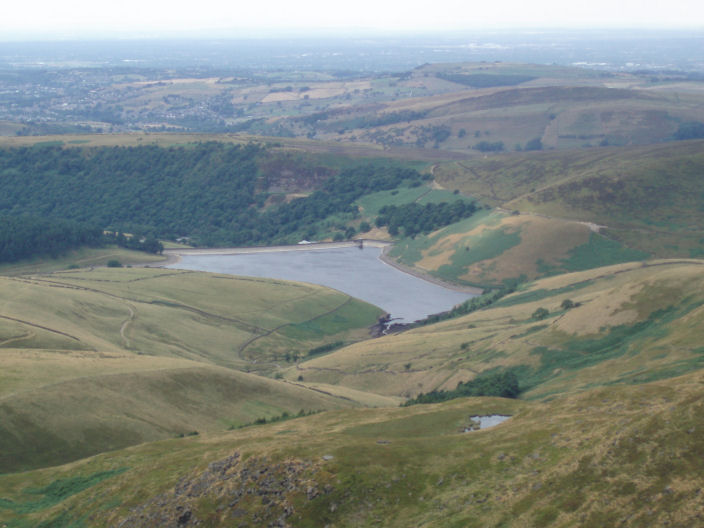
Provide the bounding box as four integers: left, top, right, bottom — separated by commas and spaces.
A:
0, 42, 703, 526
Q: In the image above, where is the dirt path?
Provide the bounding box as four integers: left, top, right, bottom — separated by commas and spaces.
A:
0, 331, 34, 347
120, 304, 135, 349
143, 252, 181, 267
495, 207, 608, 234
18, 274, 269, 339
0, 314, 82, 342
237, 297, 353, 355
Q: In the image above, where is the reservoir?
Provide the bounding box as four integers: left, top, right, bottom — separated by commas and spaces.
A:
167, 246, 476, 323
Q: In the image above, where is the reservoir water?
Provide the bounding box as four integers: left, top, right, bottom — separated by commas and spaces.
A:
167, 246, 476, 323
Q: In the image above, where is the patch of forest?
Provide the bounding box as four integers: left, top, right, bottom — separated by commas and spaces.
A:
0, 215, 164, 264
0, 142, 452, 247
402, 371, 520, 406
0, 215, 103, 263
0, 142, 263, 241
375, 200, 478, 237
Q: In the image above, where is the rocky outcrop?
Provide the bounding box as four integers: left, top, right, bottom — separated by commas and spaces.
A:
119, 452, 331, 528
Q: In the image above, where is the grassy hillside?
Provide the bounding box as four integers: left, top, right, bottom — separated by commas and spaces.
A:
376, 140, 702, 289
1, 59, 703, 527
356, 186, 472, 217
2, 369, 703, 527
279, 62, 704, 153
0, 268, 382, 368
9, 62, 692, 156
0, 267, 383, 472
434, 140, 704, 257
292, 260, 704, 399
3, 61, 704, 156
387, 210, 646, 287
0, 247, 166, 275
0, 132, 457, 163
0, 364, 352, 474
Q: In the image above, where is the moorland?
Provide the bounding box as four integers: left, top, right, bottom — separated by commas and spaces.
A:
1, 44, 704, 527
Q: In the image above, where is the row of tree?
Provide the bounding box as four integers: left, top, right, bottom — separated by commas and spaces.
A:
105, 232, 163, 254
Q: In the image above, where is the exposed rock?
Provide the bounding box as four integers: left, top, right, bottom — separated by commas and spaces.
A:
118, 452, 329, 528
369, 315, 391, 338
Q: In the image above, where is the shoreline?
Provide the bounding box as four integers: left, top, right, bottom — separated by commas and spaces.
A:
378, 246, 483, 295
159, 239, 482, 296
162, 239, 390, 259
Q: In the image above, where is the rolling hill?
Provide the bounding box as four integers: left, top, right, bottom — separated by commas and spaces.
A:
0, 267, 384, 472
387, 209, 647, 288
291, 260, 704, 400
1, 58, 704, 528
434, 139, 704, 257
7, 61, 701, 156
275, 62, 704, 153
1, 368, 702, 527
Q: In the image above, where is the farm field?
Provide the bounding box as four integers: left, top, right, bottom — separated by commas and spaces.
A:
272, 63, 704, 153
6, 61, 704, 156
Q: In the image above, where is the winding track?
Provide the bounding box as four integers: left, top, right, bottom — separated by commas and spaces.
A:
119, 304, 135, 349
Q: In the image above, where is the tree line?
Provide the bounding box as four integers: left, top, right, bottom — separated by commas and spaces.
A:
414, 286, 516, 327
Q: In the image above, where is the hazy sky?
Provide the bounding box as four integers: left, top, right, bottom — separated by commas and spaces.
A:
2, 0, 703, 38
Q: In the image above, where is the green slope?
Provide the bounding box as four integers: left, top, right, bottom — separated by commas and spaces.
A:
387, 210, 646, 288
293, 260, 704, 399
2, 369, 703, 527
0, 267, 383, 472
434, 140, 704, 257
0, 365, 351, 474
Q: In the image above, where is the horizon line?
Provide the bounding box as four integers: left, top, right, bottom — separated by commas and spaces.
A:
1, 26, 704, 43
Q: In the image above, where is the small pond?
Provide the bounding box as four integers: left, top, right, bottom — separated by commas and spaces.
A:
464, 415, 512, 432
168, 246, 475, 323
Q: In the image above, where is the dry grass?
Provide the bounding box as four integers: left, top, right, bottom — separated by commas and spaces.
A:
415, 213, 591, 284
3, 369, 704, 527
0, 267, 383, 472
292, 260, 704, 399
0, 268, 382, 366
0, 247, 166, 276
